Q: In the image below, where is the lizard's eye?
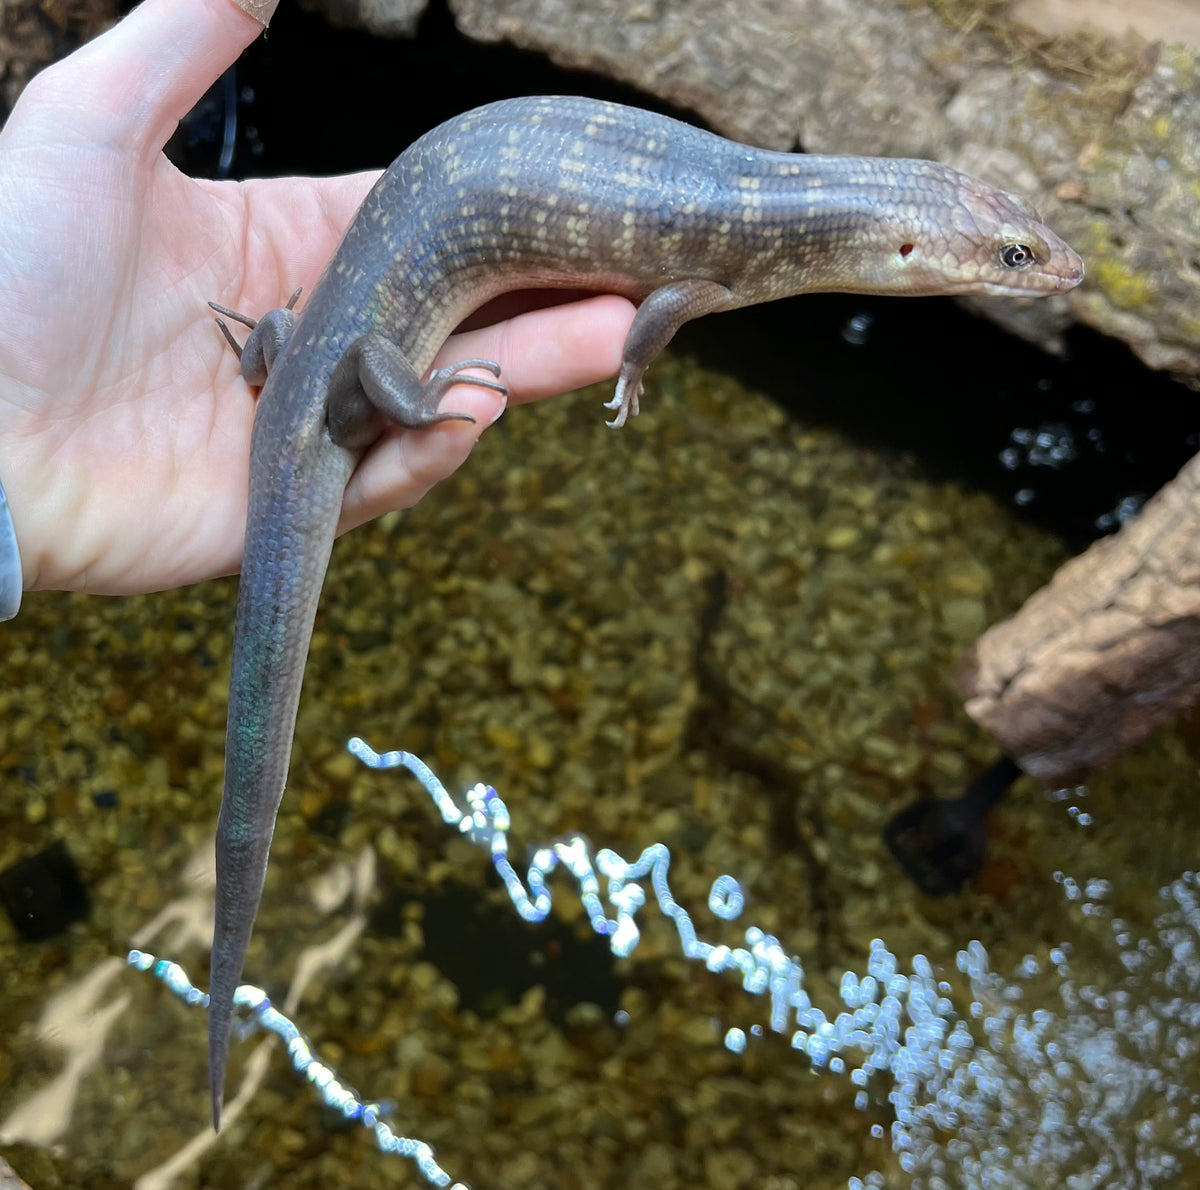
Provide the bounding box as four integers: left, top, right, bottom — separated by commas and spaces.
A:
999, 243, 1036, 268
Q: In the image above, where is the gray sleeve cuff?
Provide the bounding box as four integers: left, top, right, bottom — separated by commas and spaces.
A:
0, 474, 22, 621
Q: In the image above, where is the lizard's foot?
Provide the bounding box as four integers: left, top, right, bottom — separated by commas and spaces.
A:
329, 342, 503, 447
603, 370, 642, 429
208, 289, 303, 382
426, 358, 507, 403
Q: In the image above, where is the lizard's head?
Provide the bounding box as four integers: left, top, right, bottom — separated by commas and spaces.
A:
863, 162, 1084, 298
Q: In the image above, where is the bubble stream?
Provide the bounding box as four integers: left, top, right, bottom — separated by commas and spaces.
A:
128, 738, 1200, 1189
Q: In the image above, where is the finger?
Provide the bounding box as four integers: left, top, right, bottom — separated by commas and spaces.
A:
16, 0, 260, 157
433, 293, 635, 404
336, 294, 636, 532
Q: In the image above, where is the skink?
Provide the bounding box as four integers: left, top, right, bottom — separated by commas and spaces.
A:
208, 93, 1083, 1128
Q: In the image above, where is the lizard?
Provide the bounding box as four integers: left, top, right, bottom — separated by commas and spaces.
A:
206, 93, 1084, 1129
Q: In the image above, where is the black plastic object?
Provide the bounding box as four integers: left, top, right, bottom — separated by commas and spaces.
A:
883, 755, 1022, 896
0, 839, 91, 941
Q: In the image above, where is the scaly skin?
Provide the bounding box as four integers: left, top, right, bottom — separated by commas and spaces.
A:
208, 94, 1083, 1128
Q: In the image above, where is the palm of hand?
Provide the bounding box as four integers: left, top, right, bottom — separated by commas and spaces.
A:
0, 102, 522, 595
0, 81, 389, 594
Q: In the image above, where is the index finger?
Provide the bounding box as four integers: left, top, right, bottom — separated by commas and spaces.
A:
433, 293, 635, 405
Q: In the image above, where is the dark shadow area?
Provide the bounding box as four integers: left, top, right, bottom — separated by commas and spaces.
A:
370, 874, 623, 1023
676, 295, 1199, 550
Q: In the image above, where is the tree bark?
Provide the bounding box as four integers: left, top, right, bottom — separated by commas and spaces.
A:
958, 449, 1200, 784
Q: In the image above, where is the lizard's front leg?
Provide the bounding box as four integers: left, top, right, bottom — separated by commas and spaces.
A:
604, 279, 732, 428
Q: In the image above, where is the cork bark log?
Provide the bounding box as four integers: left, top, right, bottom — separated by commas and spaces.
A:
958, 450, 1200, 784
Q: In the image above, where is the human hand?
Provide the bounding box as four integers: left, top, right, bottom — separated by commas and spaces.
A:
0, 0, 635, 596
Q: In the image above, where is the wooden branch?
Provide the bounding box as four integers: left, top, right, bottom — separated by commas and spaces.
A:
958, 450, 1200, 784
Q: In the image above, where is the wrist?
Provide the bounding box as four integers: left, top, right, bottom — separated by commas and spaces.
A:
0, 434, 41, 599
0, 469, 20, 619
0, 429, 65, 596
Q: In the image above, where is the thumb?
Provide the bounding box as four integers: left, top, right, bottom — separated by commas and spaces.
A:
7, 0, 266, 159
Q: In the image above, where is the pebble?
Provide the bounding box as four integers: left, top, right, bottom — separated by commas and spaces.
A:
7, 355, 1159, 1190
